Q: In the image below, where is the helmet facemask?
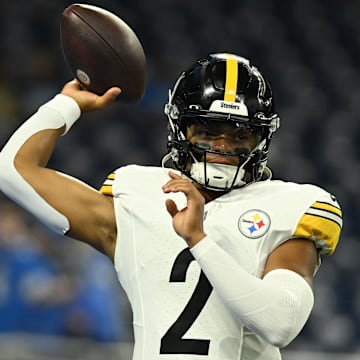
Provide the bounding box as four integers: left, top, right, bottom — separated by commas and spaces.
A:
163, 53, 280, 191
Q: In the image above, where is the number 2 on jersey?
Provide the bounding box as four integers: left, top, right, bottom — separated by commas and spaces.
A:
160, 248, 213, 355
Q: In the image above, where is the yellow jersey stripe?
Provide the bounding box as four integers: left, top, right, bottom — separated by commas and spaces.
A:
100, 184, 113, 196
293, 213, 341, 255
224, 55, 238, 102
99, 172, 116, 196
306, 208, 342, 228
311, 201, 342, 217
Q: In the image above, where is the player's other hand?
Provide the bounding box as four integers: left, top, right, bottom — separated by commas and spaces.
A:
162, 171, 207, 247
61, 79, 121, 112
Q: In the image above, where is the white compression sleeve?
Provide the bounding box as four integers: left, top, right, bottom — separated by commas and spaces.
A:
190, 236, 314, 348
0, 94, 81, 234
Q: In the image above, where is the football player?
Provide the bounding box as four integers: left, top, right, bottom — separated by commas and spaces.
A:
0, 53, 342, 359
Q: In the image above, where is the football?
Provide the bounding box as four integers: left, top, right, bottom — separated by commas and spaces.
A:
60, 3, 147, 102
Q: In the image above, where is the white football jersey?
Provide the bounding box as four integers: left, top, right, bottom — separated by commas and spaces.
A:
100, 165, 342, 360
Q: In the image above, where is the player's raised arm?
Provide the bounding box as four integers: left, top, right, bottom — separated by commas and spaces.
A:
0, 80, 120, 259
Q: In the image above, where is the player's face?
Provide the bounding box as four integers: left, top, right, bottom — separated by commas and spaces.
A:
186, 120, 261, 166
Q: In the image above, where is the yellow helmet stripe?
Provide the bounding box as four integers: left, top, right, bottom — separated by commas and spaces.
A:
224, 54, 238, 102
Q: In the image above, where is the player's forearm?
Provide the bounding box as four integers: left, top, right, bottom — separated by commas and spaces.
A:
1, 94, 79, 161
190, 236, 314, 348
0, 94, 81, 234
15, 127, 63, 168
0, 94, 80, 167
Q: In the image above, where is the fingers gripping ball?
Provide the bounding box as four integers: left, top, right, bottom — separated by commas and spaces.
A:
61, 3, 147, 102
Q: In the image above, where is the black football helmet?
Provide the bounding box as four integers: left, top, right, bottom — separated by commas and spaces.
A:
163, 53, 280, 191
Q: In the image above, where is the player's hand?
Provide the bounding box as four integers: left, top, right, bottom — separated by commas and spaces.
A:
162, 171, 207, 247
61, 79, 121, 112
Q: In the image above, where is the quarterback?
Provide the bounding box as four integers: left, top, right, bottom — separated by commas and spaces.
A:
0, 53, 342, 359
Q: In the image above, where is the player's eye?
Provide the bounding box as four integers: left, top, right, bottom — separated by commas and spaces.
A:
188, 120, 263, 144
234, 123, 262, 141
192, 124, 218, 137
234, 125, 252, 138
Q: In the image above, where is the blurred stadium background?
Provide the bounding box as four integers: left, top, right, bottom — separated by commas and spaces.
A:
0, 0, 359, 358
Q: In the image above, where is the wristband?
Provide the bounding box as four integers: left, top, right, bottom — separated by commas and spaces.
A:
39, 94, 81, 135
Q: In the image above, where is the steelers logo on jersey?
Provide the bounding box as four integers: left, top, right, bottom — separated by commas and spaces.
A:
238, 210, 271, 239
